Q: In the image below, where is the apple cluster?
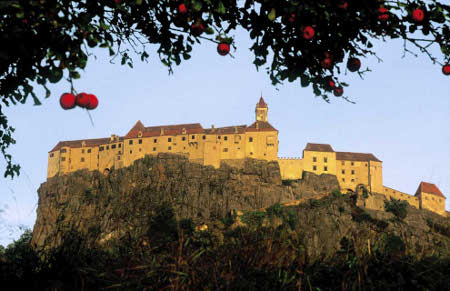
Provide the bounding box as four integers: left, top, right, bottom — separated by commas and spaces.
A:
60, 93, 98, 110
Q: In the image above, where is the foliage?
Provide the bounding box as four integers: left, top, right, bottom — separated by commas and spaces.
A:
426, 218, 450, 237
0, 0, 449, 177
1, 222, 450, 290
385, 198, 408, 220
331, 188, 342, 197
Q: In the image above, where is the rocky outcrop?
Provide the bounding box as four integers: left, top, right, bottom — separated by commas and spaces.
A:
31, 153, 449, 260
287, 171, 340, 199
32, 154, 295, 250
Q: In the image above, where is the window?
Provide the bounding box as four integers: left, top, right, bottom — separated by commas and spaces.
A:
99, 146, 104, 151
50, 153, 54, 157
61, 157, 66, 161
81, 149, 85, 154
117, 156, 120, 160
182, 137, 186, 141
324, 157, 328, 163
249, 137, 253, 142
118, 151, 122, 154
191, 135, 195, 139
118, 144, 121, 148
341, 170, 345, 174
154, 139, 157, 143
313, 157, 317, 162
87, 149, 91, 153
129, 140, 133, 145
313, 165, 317, 171
342, 178, 345, 182
351, 179, 355, 182
153, 147, 156, 151
351, 162, 354, 166
432, 197, 434, 201
81, 157, 85, 162
60, 149, 67, 153
202, 135, 206, 140
218, 136, 221, 139
341, 161, 345, 166
324, 166, 328, 171
112, 144, 116, 149
224, 136, 228, 141
168, 146, 172, 150
223, 148, 228, 152
130, 150, 133, 154
351, 170, 355, 175
365, 163, 368, 167
168, 138, 172, 142
138, 148, 141, 152
139, 139, 142, 144
106, 146, 109, 150
250, 152, 253, 155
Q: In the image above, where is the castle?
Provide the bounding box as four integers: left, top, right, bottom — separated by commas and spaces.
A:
47, 97, 447, 216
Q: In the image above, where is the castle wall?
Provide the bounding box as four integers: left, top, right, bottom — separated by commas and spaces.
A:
420, 192, 446, 215
278, 158, 303, 180
336, 160, 370, 192
302, 150, 337, 176
244, 131, 278, 161
383, 186, 419, 208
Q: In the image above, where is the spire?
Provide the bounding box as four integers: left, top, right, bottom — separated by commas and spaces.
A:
257, 96, 268, 108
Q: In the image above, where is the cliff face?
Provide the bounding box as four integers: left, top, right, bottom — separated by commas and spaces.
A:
32, 154, 306, 250
31, 153, 449, 260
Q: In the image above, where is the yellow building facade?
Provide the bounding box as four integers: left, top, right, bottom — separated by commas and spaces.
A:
47, 97, 446, 216
48, 97, 279, 177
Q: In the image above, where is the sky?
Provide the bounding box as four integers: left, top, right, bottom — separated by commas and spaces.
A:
0, 26, 449, 246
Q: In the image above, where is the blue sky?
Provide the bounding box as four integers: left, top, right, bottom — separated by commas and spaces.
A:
1, 27, 449, 246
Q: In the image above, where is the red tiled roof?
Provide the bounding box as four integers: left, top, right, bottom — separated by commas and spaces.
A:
256, 97, 268, 108
336, 152, 381, 162
416, 182, 445, 198
204, 125, 247, 135
50, 137, 123, 152
125, 122, 204, 138
304, 143, 334, 152
246, 121, 277, 132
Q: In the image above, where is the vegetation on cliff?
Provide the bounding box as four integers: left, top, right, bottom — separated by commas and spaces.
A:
2, 195, 450, 290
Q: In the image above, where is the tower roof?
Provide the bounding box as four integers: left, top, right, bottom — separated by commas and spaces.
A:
416, 182, 445, 198
256, 96, 268, 108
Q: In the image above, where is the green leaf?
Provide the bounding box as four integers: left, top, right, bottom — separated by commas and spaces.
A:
192, 1, 202, 12
216, 1, 226, 14
48, 69, 63, 83
300, 75, 310, 87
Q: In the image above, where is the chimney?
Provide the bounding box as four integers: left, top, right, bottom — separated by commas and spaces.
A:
110, 134, 116, 142
211, 125, 215, 132
160, 128, 164, 135
234, 126, 238, 133
256, 122, 259, 129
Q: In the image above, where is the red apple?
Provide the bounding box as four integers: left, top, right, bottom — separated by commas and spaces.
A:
86, 94, 99, 110
288, 14, 295, 23
347, 57, 361, 72
378, 7, 389, 22
178, 3, 187, 14
324, 76, 336, 91
303, 26, 315, 40
190, 22, 204, 37
217, 43, 230, 56
321, 58, 333, 69
443, 64, 450, 76
60, 93, 76, 110
76, 93, 90, 108
338, 1, 348, 9
334, 86, 344, 97
114, 0, 120, 4
412, 9, 424, 23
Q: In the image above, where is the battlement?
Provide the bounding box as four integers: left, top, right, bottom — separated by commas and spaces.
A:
278, 157, 302, 160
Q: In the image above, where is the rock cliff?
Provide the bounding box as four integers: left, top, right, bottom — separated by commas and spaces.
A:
31, 153, 449, 259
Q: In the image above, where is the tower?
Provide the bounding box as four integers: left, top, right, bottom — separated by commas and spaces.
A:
255, 96, 268, 122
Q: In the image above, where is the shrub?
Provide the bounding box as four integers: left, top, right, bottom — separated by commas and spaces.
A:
331, 189, 342, 198
266, 203, 282, 217
385, 199, 408, 220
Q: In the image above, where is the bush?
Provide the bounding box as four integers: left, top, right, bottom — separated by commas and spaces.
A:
385, 199, 408, 220
331, 189, 342, 198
